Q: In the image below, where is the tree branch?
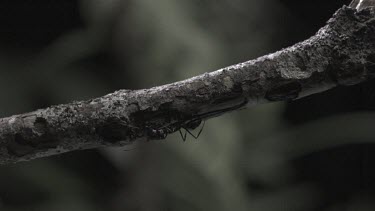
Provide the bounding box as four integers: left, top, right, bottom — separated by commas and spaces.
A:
1, 4, 375, 164
350, 0, 375, 10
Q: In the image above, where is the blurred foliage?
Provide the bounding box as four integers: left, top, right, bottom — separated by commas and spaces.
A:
2, 0, 375, 211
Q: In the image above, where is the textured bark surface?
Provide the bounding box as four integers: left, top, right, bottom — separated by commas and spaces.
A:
350, 0, 375, 10
0, 5, 375, 164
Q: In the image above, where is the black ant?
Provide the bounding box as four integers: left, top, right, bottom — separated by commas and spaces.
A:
145, 119, 206, 142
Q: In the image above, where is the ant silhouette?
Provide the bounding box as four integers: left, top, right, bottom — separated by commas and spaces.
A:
175, 98, 248, 141
178, 120, 205, 141
124, 121, 206, 151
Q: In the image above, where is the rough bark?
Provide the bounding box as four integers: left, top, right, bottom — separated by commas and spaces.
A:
0, 4, 375, 164
350, 0, 375, 10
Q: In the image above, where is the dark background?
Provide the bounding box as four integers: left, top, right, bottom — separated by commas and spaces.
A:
2, 0, 375, 210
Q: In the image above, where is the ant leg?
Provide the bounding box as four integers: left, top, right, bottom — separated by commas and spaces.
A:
184, 120, 205, 139
179, 128, 187, 141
